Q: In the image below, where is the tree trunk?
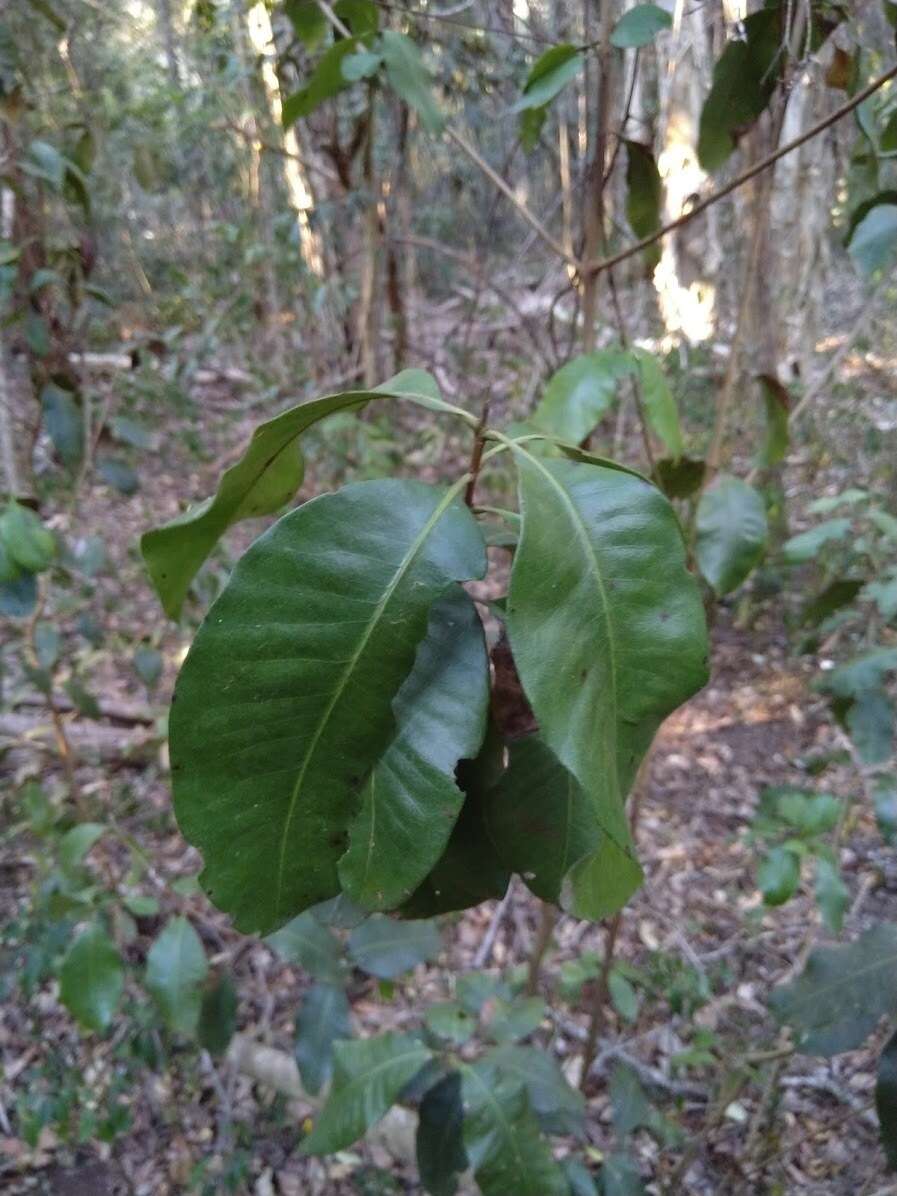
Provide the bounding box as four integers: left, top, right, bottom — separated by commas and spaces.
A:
155, 0, 181, 88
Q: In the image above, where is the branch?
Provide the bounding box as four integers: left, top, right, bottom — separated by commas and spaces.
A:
582, 62, 897, 276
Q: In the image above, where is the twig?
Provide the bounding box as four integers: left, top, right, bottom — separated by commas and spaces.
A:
581, 62, 897, 277
474, 876, 515, 969
526, 903, 558, 996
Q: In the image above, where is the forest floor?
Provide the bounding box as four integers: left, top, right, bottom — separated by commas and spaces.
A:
2, 289, 896, 1196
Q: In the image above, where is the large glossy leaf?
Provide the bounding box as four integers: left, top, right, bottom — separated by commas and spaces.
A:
697, 9, 782, 172
460, 1062, 568, 1196
695, 476, 768, 595
877, 1029, 897, 1171
145, 917, 208, 1036
611, 3, 671, 48
303, 1033, 433, 1154
769, 922, 897, 1055
141, 370, 468, 619
59, 923, 124, 1033
485, 736, 598, 905
507, 450, 708, 919
170, 479, 485, 934
417, 1072, 467, 1196
347, 915, 442, 979
339, 589, 489, 909
381, 31, 444, 134
530, 351, 636, 444
514, 44, 584, 150
295, 982, 352, 1096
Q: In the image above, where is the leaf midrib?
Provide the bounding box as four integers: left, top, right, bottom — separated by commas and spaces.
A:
273, 481, 464, 922
784, 943, 897, 1024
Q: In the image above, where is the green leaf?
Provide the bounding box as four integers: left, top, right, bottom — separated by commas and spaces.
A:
34, 622, 59, 670
295, 982, 352, 1095
769, 922, 897, 1055
1, 501, 56, 573
653, 456, 706, 500
347, 915, 441, 979
609, 968, 639, 1023
303, 1033, 433, 1154
848, 202, 897, 276
814, 858, 849, 934
197, 973, 238, 1057
624, 143, 663, 270
341, 48, 382, 81
783, 517, 852, 563
866, 574, 897, 622
285, 0, 328, 48
145, 917, 208, 1036
282, 39, 360, 124
821, 648, 897, 698
460, 1062, 568, 1196
847, 688, 894, 765
339, 589, 488, 910
877, 1029, 897, 1171
610, 4, 672, 48
141, 371, 463, 619
513, 44, 584, 149
170, 478, 485, 934
424, 1002, 476, 1047
484, 996, 546, 1044
267, 912, 346, 984
0, 573, 38, 618
563, 1159, 599, 1196
335, 0, 379, 37
380, 31, 444, 135
758, 846, 801, 906
484, 1045, 585, 1138
133, 645, 163, 689
696, 476, 768, 595
59, 823, 106, 874
417, 1072, 467, 1196
485, 736, 598, 905
507, 451, 708, 919
874, 776, 897, 845
601, 1152, 648, 1196
96, 456, 139, 496
775, 790, 843, 837
609, 1063, 653, 1137
632, 349, 681, 457
25, 139, 66, 188
59, 924, 124, 1033
41, 382, 84, 469
697, 9, 782, 172
531, 351, 636, 444
800, 578, 865, 628
756, 374, 790, 467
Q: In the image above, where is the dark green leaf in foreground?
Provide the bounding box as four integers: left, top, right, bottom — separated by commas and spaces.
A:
295, 982, 352, 1096
624, 142, 663, 271
513, 44, 584, 151
417, 1072, 467, 1196
460, 1061, 568, 1196
170, 478, 485, 935
653, 456, 706, 500
339, 588, 489, 910
877, 1029, 897, 1171
303, 1033, 433, 1154
695, 475, 768, 595
758, 846, 801, 907
141, 370, 466, 619
770, 922, 897, 1055
633, 349, 681, 458
507, 450, 708, 920
348, 915, 442, 979
484, 1044, 585, 1138
59, 923, 124, 1033
145, 916, 208, 1036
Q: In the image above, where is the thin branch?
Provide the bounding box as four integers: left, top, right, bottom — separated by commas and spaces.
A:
582, 62, 897, 276
446, 128, 577, 266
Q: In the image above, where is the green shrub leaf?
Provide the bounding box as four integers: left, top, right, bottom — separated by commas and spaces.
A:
169, 478, 485, 934
295, 982, 352, 1095
696, 476, 768, 595
267, 911, 346, 983
59, 923, 124, 1033
507, 451, 708, 919
417, 1072, 467, 1196
145, 916, 208, 1036
610, 4, 672, 48
877, 1029, 897, 1170
530, 350, 636, 444
348, 915, 442, 979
